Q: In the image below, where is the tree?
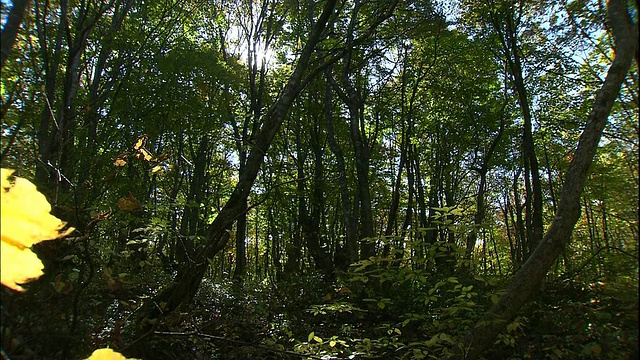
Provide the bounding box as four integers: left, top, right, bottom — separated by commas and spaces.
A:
452, 0, 638, 357
1, 0, 29, 69
127, 0, 340, 349
1, 0, 636, 358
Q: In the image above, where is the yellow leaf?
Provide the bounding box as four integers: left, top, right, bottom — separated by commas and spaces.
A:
113, 153, 128, 167
1, 169, 73, 248
150, 165, 163, 174
134, 147, 153, 161
86, 348, 128, 360
118, 193, 141, 212
133, 135, 148, 150
1, 169, 74, 291
1, 240, 44, 291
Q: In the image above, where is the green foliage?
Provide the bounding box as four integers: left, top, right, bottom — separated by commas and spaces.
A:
0, 0, 637, 358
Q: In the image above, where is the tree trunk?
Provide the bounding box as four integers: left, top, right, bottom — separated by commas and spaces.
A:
285, 116, 306, 277
504, 13, 544, 256
305, 108, 334, 277
0, 0, 29, 69
35, 0, 113, 193
127, 0, 339, 349
333, 0, 376, 260
178, 137, 209, 265
451, 1, 637, 357
464, 115, 505, 273
324, 69, 358, 268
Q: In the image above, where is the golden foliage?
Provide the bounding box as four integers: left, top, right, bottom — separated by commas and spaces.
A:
1, 169, 74, 291
86, 348, 128, 360
117, 193, 141, 212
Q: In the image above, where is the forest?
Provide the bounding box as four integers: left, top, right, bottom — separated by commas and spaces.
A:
0, 0, 638, 359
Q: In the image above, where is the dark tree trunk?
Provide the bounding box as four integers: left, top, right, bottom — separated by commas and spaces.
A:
0, 0, 29, 69
512, 168, 526, 267
505, 17, 544, 256
451, 1, 637, 357
488, 4, 544, 258
305, 106, 333, 277
34, 0, 114, 194
333, 0, 376, 260
324, 69, 358, 268
285, 116, 306, 277
233, 196, 248, 279
178, 137, 209, 264
463, 115, 505, 274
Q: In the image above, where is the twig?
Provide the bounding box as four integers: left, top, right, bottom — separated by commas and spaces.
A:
154, 330, 326, 359
562, 246, 639, 284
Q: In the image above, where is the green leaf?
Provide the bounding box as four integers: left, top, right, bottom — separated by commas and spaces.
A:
491, 294, 500, 304
581, 342, 602, 356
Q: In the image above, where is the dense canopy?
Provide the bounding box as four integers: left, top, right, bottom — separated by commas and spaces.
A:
0, 0, 637, 359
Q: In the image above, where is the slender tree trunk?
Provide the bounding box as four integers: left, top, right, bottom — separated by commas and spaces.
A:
332, 0, 376, 260
424, 128, 442, 254
413, 146, 429, 249
512, 169, 526, 266
386, 51, 422, 260
35, 0, 66, 187
464, 117, 505, 274
285, 116, 306, 277
0, 0, 29, 69
384, 101, 407, 239
490, 230, 502, 275
491, 5, 544, 256
452, 2, 637, 357
178, 138, 209, 265
401, 144, 415, 257
601, 195, 611, 250
324, 75, 358, 268
543, 143, 558, 213
35, 0, 113, 194
305, 109, 333, 277
233, 193, 248, 279
233, 0, 274, 282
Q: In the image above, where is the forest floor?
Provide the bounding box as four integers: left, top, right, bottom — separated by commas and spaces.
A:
137, 274, 639, 360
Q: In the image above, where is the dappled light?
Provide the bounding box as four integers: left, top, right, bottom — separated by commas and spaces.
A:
0, 0, 637, 359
